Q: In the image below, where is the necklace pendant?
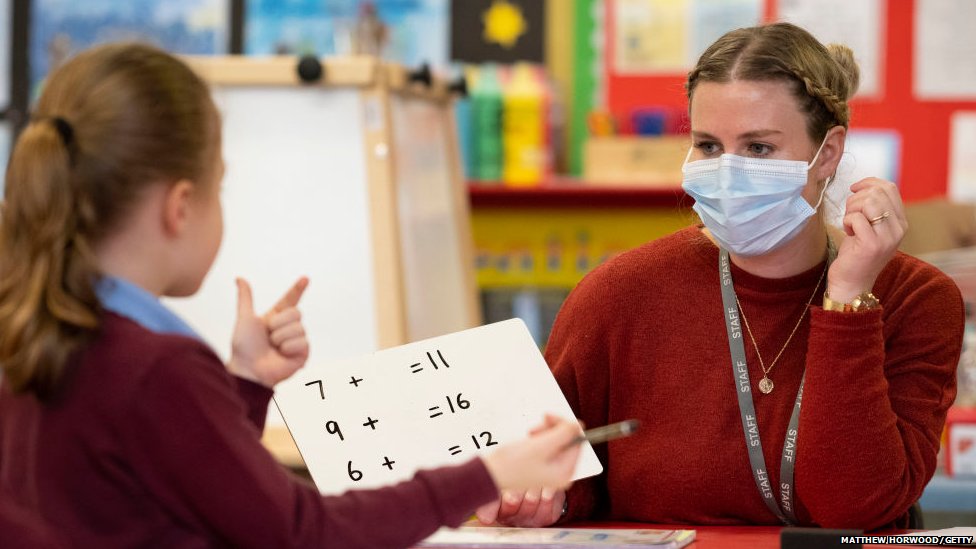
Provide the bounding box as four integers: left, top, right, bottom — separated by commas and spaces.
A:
758, 376, 774, 394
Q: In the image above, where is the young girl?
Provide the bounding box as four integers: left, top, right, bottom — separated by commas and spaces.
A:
0, 43, 581, 548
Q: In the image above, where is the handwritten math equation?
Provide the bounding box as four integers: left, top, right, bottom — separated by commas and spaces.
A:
301, 348, 500, 482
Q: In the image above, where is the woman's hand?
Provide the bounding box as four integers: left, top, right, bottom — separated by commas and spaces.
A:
228, 277, 310, 387
827, 178, 907, 302
475, 488, 567, 527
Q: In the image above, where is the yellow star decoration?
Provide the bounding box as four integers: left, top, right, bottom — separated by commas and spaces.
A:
482, 0, 527, 49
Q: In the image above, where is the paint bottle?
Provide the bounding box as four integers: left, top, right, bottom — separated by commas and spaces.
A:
502, 63, 549, 186
469, 64, 503, 181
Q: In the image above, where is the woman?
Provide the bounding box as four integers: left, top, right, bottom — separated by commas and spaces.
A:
478, 22, 963, 530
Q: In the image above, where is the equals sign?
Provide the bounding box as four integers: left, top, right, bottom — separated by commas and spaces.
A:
428, 406, 443, 418
448, 445, 462, 456
409, 362, 423, 374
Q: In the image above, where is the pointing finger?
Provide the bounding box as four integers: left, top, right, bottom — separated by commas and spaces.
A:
270, 277, 309, 314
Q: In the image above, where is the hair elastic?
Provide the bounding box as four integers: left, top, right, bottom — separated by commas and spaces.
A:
31, 115, 75, 149
49, 117, 74, 148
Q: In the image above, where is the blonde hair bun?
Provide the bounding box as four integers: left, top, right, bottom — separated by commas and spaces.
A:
826, 43, 860, 101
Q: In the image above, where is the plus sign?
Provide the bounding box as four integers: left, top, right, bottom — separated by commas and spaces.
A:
362, 416, 379, 430
349, 376, 363, 387
381, 456, 396, 470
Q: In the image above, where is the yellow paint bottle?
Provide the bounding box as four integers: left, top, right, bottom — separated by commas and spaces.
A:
502, 63, 548, 186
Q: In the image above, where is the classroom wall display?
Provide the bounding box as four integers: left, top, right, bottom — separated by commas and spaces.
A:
777, 0, 883, 98
167, 56, 480, 460
611, 0, 761, 75
914, 0, 976, 100
274, 318, 603, 494
949, 112, 976, 202
245, 0, 449, 70
30, 0, 227, 94
450, 0, 545, 64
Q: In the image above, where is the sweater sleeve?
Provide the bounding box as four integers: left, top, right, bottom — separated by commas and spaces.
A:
797, 268, 963, 529
233, 376, 273, 432
119, 344, 499, 549
545, 270, 614, 523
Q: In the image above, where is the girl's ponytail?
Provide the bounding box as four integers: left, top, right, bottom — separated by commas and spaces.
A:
0, 117, 100, 399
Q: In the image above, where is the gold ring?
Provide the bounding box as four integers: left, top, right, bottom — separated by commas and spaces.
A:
869, 211, 891, 225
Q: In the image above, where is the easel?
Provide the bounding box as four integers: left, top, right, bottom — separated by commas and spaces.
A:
174, 55, 479, 467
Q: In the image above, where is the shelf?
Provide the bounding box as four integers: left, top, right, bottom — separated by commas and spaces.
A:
468, 179, 688, 208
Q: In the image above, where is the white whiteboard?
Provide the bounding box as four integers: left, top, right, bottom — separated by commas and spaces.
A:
166, 86, 379, 368
274, 319, 603, 495
391, 94, 472, 342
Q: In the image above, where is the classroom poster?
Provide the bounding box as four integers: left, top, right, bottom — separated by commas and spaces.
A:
688, 0, 761, 67
247, 0, 450, 70
949, 111, 976, 202
612, 0, 760, 74
914, 0, 976, 99
778, 0, 883, 98
450, 0, 545, 64
613, 0, 687, 74
30, 0, 227, 94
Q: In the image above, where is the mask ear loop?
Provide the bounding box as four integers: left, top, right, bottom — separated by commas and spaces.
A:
807, 135, 830, 169
812, 176, 831, 210
682, 146, 694, 167
808, 135, 832, 210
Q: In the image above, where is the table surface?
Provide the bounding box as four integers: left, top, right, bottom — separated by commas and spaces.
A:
415, 524, 931, 549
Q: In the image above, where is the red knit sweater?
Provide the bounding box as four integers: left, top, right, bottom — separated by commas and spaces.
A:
0, 313, 498, 548
547, 226, 963, 530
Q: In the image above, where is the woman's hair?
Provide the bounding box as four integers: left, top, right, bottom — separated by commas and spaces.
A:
0, 43, 219, 400
686, 22, 861, 141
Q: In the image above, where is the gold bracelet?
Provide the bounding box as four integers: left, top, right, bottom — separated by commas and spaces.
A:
823, 291, 880, 312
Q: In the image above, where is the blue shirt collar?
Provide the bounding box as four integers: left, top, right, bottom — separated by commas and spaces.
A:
95, 276, 200, 340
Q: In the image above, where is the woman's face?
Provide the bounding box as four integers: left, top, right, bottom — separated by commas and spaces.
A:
688, 79, 839, 206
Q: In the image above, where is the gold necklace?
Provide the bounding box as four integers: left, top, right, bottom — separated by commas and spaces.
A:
734, 263, 827, 395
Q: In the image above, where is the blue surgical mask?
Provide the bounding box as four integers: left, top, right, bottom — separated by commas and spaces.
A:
681, 139, 828, 256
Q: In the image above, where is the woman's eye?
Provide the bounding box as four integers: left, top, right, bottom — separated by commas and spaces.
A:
695, 142, 720, 156
747, 143, 773, 156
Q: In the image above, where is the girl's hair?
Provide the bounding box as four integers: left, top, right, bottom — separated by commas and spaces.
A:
686, 22, 861, 142
0, 43, 218, 400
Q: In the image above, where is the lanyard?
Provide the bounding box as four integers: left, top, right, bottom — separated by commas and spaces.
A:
718, 249, 803, 525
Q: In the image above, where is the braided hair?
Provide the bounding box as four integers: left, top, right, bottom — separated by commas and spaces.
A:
686, 22, 860, 142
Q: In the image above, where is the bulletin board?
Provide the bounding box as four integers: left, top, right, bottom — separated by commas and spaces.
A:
601, 0, 976, 202
168, 55, 479, 466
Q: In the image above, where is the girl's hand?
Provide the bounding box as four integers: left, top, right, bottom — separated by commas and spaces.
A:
479, 414, 580, 525
827, 178, 907, 303
228, 277, 309, 387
